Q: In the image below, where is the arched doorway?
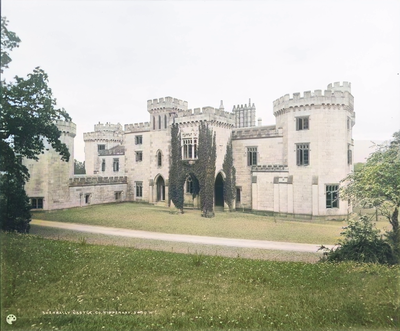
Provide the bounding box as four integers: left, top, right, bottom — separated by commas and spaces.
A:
215, 173, 224, 207
156, 176, 165, 201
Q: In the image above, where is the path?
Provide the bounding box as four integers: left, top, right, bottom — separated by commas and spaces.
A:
31, 220, 334, 253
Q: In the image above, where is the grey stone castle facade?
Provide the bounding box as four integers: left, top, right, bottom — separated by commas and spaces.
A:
24, 82, 355, 219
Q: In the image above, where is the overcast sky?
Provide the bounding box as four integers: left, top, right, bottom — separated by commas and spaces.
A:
2, 0, 400, 161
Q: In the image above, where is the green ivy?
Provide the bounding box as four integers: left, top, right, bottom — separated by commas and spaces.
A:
222, 137, 236, 211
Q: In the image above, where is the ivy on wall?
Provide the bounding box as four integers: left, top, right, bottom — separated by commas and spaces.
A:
222, 137, 236, 211
168, 122, 217, 217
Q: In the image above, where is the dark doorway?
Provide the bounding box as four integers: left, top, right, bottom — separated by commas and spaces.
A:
156, 176, 165, 201
215, 173, 224, 207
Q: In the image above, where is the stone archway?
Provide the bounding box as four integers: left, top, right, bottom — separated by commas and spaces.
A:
215, 172, 224, 207
156, 176, 165, 201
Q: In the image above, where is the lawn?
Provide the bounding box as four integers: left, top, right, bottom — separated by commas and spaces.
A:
32, 203, 353, 245
1, 232, 399, 331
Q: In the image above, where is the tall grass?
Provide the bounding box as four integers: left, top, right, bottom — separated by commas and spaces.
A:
2, 232, 399, 331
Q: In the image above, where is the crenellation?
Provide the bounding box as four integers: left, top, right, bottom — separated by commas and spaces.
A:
94, 122, 123, 132
273, 85, 354, 115
124, 122, 151, 132
147, 96, 188, 112
56, 120, 76, 138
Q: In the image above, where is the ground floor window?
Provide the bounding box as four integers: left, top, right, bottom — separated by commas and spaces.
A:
115, 191, 122, 201
31, 197, 43, 209
136, 181, 143, 197
85, 194, 91, 204
326, 184, 339, 208
236, 187, 241, 203
186, 177, 193, 193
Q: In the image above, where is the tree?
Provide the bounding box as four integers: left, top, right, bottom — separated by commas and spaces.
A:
0, 17, 71, 232
340, 131, 400, 262
74, 159, 86, 174
222, 137, 236, 211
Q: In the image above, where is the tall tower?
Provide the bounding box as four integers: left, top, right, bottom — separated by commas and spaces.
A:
233, 99, 256, 128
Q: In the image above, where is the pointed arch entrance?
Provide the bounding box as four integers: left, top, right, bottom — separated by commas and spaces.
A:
156, 175, 165, 201
215, 172, 224, 207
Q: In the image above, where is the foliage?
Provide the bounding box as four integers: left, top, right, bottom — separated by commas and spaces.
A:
1, 17, 20, 72
2, 232, 399, 330
74, 159, 86, 174
222, 137, 236, 211
0, 173, 31, 233
320, 216, 396, 264
341, 131, 400, 262
168, 123, 184, 212
353, 162, 364, 173
195, 122, 216, 218
0, 17, 71, 232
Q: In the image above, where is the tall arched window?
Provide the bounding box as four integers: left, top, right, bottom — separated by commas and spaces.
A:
157, 150, 162, 167
158, 115, 161, 129
153, 116, 155, 130
164, 114, 167, 129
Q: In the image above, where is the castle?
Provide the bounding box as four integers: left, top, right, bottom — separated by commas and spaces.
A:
24, 82, 355, 219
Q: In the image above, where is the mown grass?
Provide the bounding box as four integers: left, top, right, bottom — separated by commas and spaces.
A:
32, 203, 351, 245
2, 232, 399, 331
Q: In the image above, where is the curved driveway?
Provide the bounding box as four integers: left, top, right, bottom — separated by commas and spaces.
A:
31, 220, 333, 253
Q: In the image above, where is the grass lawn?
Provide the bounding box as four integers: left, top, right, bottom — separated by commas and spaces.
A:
32, 203, 355, 245
2, 232, 399, 331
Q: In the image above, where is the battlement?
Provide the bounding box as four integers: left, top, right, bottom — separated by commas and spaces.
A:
94, 122, 123, 133
147, 97, 188, 112
327, 81, 351, 92
232, 125, 282, 140
124, 122, 151, 133
69, 176, 127, 187
177, 106, 236, 120
83, 131, 124, 142
273, 82, 354, 115
56, 120, 76, 138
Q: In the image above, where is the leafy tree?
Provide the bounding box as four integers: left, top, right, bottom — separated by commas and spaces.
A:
222, 137, 236, 211
74, 159, 86, 174
0, 17, 71, 232
340, 131, 400, 262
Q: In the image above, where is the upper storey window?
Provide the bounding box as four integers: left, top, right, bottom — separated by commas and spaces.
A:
135, 135, 142, 145
296, 117, 309, 131
98, 144, 106, 151
296, 143, 310, 166
183, 138, 198, 160
247, 147, 257, 166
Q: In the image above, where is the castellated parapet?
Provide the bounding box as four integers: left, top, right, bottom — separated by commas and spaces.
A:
83, 122, 123, 142
273, 81, 354, 116
174, 106, 236, 127
124, 122, 151, 133
147, 97, 188, 112
56, 120, 76, 138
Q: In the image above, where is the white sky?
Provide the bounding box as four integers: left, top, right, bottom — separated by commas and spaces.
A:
2, 0, 400, 162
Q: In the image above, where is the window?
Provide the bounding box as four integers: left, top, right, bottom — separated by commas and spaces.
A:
98, 144, 105, 151
101, 159, 106, 172
326, 185, 339, 208
157, 151, 162, 167
136, 151, 143, 162
113, 158, 119, 172
183, 138, 198, 160
164, 115, 167, 129
136, 181, 143, 197
85, 194, 91, 204
348, 145, 352, 165
247, 147, 257, 166
153, 116, 155, 130
31, 197, 43, 209
236, 188, 241, 203
186, 177, 193, 193
115, 191, 122, 201
135, 135, 142, 145
296, 143, 310, 166
158, 115, 161, 129
296, 117, 309, 131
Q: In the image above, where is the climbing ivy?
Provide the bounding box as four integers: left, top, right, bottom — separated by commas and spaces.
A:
168, 122, 217, 217
222, 137, 236, 211
168, 123, 184, 213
